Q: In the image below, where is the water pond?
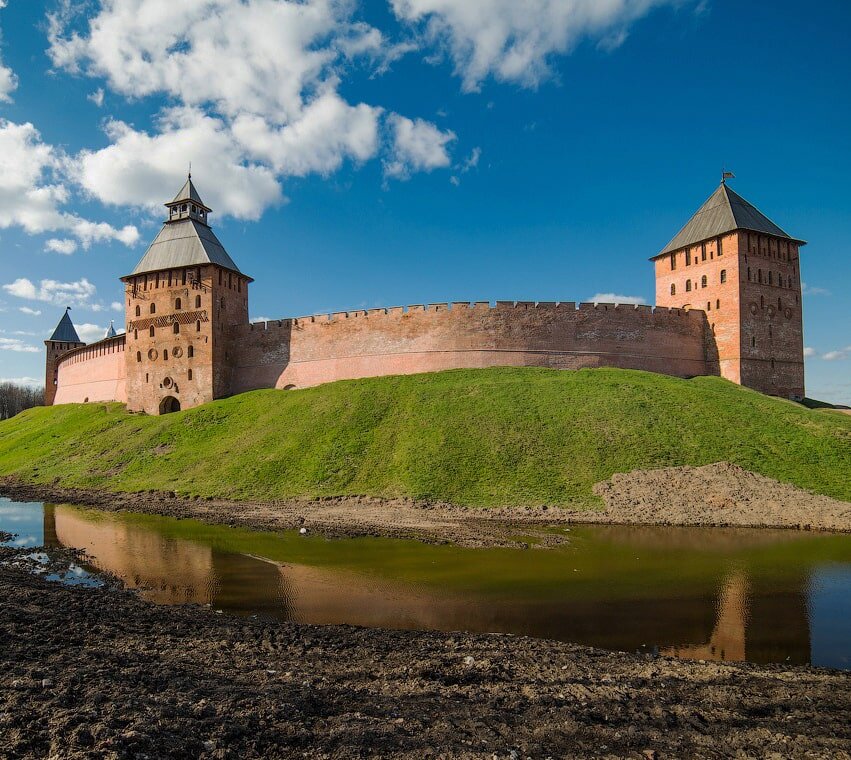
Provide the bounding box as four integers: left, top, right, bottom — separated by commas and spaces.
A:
2, 498, 850, 669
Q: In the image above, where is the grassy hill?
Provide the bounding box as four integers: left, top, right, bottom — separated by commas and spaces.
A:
0, 368, 848, 508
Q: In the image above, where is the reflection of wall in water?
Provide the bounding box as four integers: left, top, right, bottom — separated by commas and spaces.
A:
45, 505, 291, 613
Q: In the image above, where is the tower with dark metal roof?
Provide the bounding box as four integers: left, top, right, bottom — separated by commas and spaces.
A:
652, 180, 805, 399
44, 307, 85, 406
121, 176, 252, 415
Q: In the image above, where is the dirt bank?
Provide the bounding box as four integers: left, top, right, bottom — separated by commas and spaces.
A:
589, 462, 851, 532
2, 462, 849, 549
2, 564, 849, 760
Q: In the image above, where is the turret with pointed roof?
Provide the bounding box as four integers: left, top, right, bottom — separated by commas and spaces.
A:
44, 307, 85, 406
653, 179, 805, 399
123, 174, 250, 280
655, 182, 806, 259
48, 307, 82, 343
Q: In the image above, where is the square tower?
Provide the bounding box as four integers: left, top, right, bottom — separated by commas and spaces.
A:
121, 176, 252, 414
652, 182, 806, 398
43, 308, 85, 406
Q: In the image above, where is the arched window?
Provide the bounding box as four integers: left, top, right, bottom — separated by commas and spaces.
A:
670, 283, 676, 296
188, 345, 194, 358
150, 303, 156, 314
716, 299, 720, 309
188, 369, 193, 381
768, 271, 773, 286
685, 279, 692, 292
196, 320, 201, 332
175, 298, 182, 310
163, 349, 168, 361
701, 275, 707, 288
195, 295, 201, 308
770, 358, 775, 370
720, 270, 727, 284
707, 301, 711, 311
135, 305, 141, 317
758, 269, 763, 284
150, 326, 155, 337
747, 267, 751, 281
134, 329, 138, 340
136, 351, 141, 362
752, 336, 756, 348
173, 322, 180, 334
760, 295, 764, 309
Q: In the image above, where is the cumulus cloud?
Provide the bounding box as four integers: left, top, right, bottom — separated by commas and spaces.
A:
391, 0, 683, 91
0, 0, 16, 103
18, 307, 42, 316
110, 301, 123, 312
589, 292, 647, 305
822, 346, 851, 362
87, 87, 104, 107
0, 337, 40, 353
75, 108, 283, 220
2, 277, 98, 308
803, 346, 817, 358
75, 322, 110, 343
45, 238, 78, 255
46, 0, 452, 220
0, 120, 139, 248
384, 113, 456, 179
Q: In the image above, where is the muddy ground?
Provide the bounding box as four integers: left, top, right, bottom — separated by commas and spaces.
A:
1, 463, 849, 549
1, 557, 850, 760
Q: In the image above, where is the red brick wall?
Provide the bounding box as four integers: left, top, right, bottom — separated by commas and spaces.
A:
54, 336, 127, 404
44, 340, 84, 406
655, 231, 804, 398
227, 302, 709, 394
122, 264, 249, 414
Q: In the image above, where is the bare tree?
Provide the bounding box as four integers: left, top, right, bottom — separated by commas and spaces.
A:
0, 383, 45, 420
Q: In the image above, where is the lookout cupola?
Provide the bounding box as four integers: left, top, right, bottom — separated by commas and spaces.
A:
166, 173, 211, 225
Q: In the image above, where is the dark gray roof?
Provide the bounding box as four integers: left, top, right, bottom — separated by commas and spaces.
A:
48, 308, 81, 343
126, 218, 246, 278
657, 184, 805, 257
170, 177, 209, 209
105, 321, 117, 338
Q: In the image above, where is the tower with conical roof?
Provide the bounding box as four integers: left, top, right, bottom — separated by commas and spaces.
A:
44, 307, 85, 405
652, 180, 806, 398
121, 175, 252, 414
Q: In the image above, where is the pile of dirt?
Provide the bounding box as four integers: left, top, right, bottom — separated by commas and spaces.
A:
589, 462, 851, 532
2, 567, 849, 759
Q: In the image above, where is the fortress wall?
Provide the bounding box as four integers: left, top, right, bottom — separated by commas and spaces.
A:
227, 302, 709, 393
53, 336, 127, 404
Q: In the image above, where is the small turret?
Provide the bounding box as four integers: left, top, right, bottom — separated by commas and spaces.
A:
44, 307, 84, 405
105, 321, 117, 339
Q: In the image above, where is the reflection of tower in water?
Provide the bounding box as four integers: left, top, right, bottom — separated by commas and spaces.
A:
663, 570, 811, 664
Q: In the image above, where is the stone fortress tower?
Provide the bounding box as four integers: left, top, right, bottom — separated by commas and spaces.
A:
120, 176, 251, 414
653, 180, 805, 398
45, 176, 807, 414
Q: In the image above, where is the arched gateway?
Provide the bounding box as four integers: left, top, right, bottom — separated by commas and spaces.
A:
159, 396, 181, 415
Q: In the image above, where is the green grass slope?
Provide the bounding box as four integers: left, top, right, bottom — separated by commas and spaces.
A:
0, 368, 849, 507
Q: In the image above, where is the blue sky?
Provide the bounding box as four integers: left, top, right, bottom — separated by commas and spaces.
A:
0, 0, 849, 403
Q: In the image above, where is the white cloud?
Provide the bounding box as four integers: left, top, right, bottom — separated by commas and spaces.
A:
18, 307, 42, 316
822, 346, 851, 362
75, 323, 109, 343
0, 377, 43, 387
0, 120, 139, 248
0, 0, 16, 103
2, 277, 97, 308
0, 337, 40, 353
46, 0, 452, 223
589, 292, 647, 305
45, 238, 78, 255
391, 0, 682, 91
384, 113, 456, 179
110, 301, 123, 312
802, 282, 830, 297
87, 87, 104, 107
803, 346, 817, 358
